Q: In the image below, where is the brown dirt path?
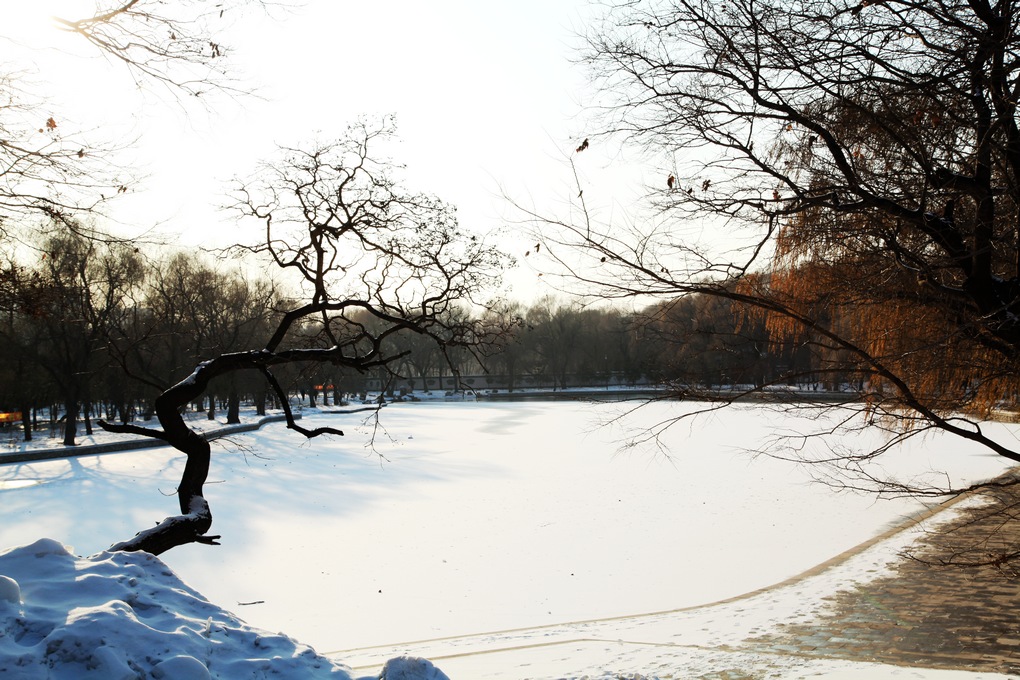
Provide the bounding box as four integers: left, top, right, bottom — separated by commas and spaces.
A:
741, 479, 1020, 675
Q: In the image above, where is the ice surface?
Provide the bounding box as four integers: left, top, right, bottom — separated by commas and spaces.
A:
1, 400, 1017, 678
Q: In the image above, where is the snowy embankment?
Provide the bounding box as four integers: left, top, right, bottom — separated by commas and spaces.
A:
1, 538, 343, 678
1, 399, 1018, 678
0, 538, 447, 679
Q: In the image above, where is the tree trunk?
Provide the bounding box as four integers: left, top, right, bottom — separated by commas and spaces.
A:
84, 402, 93, 436
109, 419, 215, 555
255, 387, 266, 416
107, 372, 218, 555
207, 394, 216, 420
102, 345, 345, 556
62, 399, 78, 446
226, 390, 240, 424
19, 403, 31, 442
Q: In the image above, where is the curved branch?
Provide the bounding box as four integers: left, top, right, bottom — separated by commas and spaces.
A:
96, 419, 168, 441
259, 366, 346, 438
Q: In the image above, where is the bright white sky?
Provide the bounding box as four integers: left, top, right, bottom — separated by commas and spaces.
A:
4, 0, 653, 302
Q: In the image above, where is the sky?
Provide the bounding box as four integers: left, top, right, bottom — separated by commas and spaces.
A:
4, 0, 648, 303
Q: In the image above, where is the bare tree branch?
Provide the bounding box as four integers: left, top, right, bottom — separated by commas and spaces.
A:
101, 118, 510, 555
528, 0, 1020, 497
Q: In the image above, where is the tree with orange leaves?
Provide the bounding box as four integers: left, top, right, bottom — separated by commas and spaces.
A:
536, 0, 1020, 499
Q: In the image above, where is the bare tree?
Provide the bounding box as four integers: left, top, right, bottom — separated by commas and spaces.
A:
531, 0, 1020, 490
53, 0, 258, 98
0, 1, 270, 240
0, 73, 120, 239
98, 118, 508, 555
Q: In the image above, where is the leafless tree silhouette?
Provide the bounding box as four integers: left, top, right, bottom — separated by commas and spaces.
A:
99, 118, 510, 554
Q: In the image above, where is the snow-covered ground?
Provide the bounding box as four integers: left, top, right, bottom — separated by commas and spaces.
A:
1, 399, 1018, 678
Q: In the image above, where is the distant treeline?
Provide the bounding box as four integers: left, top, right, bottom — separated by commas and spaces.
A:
0, 234, 829, 444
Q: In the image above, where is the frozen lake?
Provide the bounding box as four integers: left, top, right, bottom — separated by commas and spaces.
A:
1, 399, 1016, 652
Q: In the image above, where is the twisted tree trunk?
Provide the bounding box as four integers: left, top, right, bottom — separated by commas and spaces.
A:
104, 363, 220, 554
100, 350, 348, 555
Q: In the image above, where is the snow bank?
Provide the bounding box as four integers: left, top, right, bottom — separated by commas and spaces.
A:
378, 657, 450, 680
0, 538, 445, 679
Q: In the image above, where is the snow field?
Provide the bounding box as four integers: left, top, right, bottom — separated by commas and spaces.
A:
2, 399, 1018, 677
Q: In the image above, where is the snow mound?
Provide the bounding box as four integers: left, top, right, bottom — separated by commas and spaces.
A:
379, 656, 451, 680
0, 575, 20, 605
26, 537, 71, 557
151, 655, 212, 679
0, 539, 446, 679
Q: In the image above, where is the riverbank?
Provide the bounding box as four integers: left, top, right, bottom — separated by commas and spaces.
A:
0, 411, 296, 464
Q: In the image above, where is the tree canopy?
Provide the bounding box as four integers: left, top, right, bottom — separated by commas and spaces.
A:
534, 0, 1020, 485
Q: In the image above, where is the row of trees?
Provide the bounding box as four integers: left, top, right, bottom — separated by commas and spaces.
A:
2, 229, 828, 447
0, 234, 281, 446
